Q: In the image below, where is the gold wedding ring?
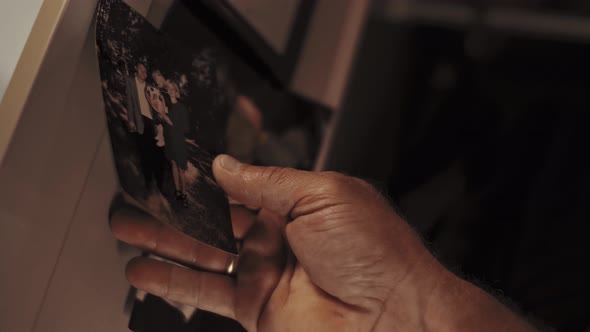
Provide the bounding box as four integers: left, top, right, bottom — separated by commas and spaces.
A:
226, 255, 238, 276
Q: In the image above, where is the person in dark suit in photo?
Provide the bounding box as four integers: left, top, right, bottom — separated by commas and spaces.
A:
164, 79, 190, 206
125, 61, 166, 194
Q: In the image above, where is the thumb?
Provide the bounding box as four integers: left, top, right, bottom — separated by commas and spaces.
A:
212, 155, 323, 218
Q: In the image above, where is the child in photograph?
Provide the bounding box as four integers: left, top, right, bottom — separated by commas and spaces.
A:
164, 79, 190, 206
146, 69, 172, 148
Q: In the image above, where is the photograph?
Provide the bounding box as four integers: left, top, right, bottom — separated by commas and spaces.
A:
96, 0, 236, 255
96, 1, 332, 331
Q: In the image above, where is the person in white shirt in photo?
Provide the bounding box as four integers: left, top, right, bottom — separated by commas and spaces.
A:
125, 61, 166, 194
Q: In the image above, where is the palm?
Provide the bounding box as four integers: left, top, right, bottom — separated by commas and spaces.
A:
231, 208, 381, 332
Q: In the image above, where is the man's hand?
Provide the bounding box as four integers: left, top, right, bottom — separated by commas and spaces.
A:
110, 155, 536, 332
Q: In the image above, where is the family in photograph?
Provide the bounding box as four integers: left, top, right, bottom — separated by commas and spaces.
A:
125, 59, 190, 207
97, 0, 237, 259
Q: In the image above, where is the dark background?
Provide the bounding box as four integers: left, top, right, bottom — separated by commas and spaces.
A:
326, 1, 590, 330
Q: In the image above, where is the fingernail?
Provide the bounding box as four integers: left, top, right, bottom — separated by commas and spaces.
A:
219, 155, 242, 173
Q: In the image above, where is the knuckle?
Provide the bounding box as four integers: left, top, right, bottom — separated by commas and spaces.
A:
318, 171, 359, 193
259, 166, 292, 187
166, 266, 189, 301
316, 172, 385, 203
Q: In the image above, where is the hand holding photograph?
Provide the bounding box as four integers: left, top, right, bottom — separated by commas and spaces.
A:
95, 1, 330, 330
95, 0, 236, 255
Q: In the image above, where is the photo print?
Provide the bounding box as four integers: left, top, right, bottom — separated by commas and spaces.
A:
95, 0, 236, 254
95, 1, 332, 331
